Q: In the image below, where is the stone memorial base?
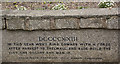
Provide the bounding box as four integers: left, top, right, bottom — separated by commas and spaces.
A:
0, 8, 120, 64
2, 29, 119, 62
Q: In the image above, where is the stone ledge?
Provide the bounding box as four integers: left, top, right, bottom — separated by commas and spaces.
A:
1, 8, 120, 30
5, 8, 119, 17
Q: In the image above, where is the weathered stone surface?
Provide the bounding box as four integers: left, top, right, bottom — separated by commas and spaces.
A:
107, 16, 120, 29
6, 17, 25, 30
24, 17, 51, 30
6, 8, 119, 17
0, 30, 2, 64
55, 18, 79, 29
4, 16, 120, 30
1, 8, 119, 63
2, 8, 119, 30
0, 17, 2, 29
2, 29, 119, 62
79, 18, 107, 28
0, 17, 5, 30
0, 4, 2, 64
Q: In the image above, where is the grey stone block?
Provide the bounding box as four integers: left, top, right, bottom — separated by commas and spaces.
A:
79, 18, 107, 28
6, 16, 25, 30
0, 30, 2, 64
6, 8, 119, 17
0, 17, 5, 30
25, 18, 51, 30
0, 18, 2, 29
107, 16, 119, 29
55, 18, 79, 29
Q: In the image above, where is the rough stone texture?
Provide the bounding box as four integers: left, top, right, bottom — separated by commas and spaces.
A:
0, 17, 5, 30
55, 18, 79, 29
6, 16, 51, 30
6, 8, 119, 17
1, 8, 119, 30
0, 30, 2, 64
24, 17, 51, 30
79, 18, 107, 28
2, 29, 119, 62
1, 8, 119, 64
0, 10, 4, 30
107, 16, 120, 29
0, 17, 2, 29
4, 16, 120, 30
0, 4, 2, 64
6, 16, 25, 30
